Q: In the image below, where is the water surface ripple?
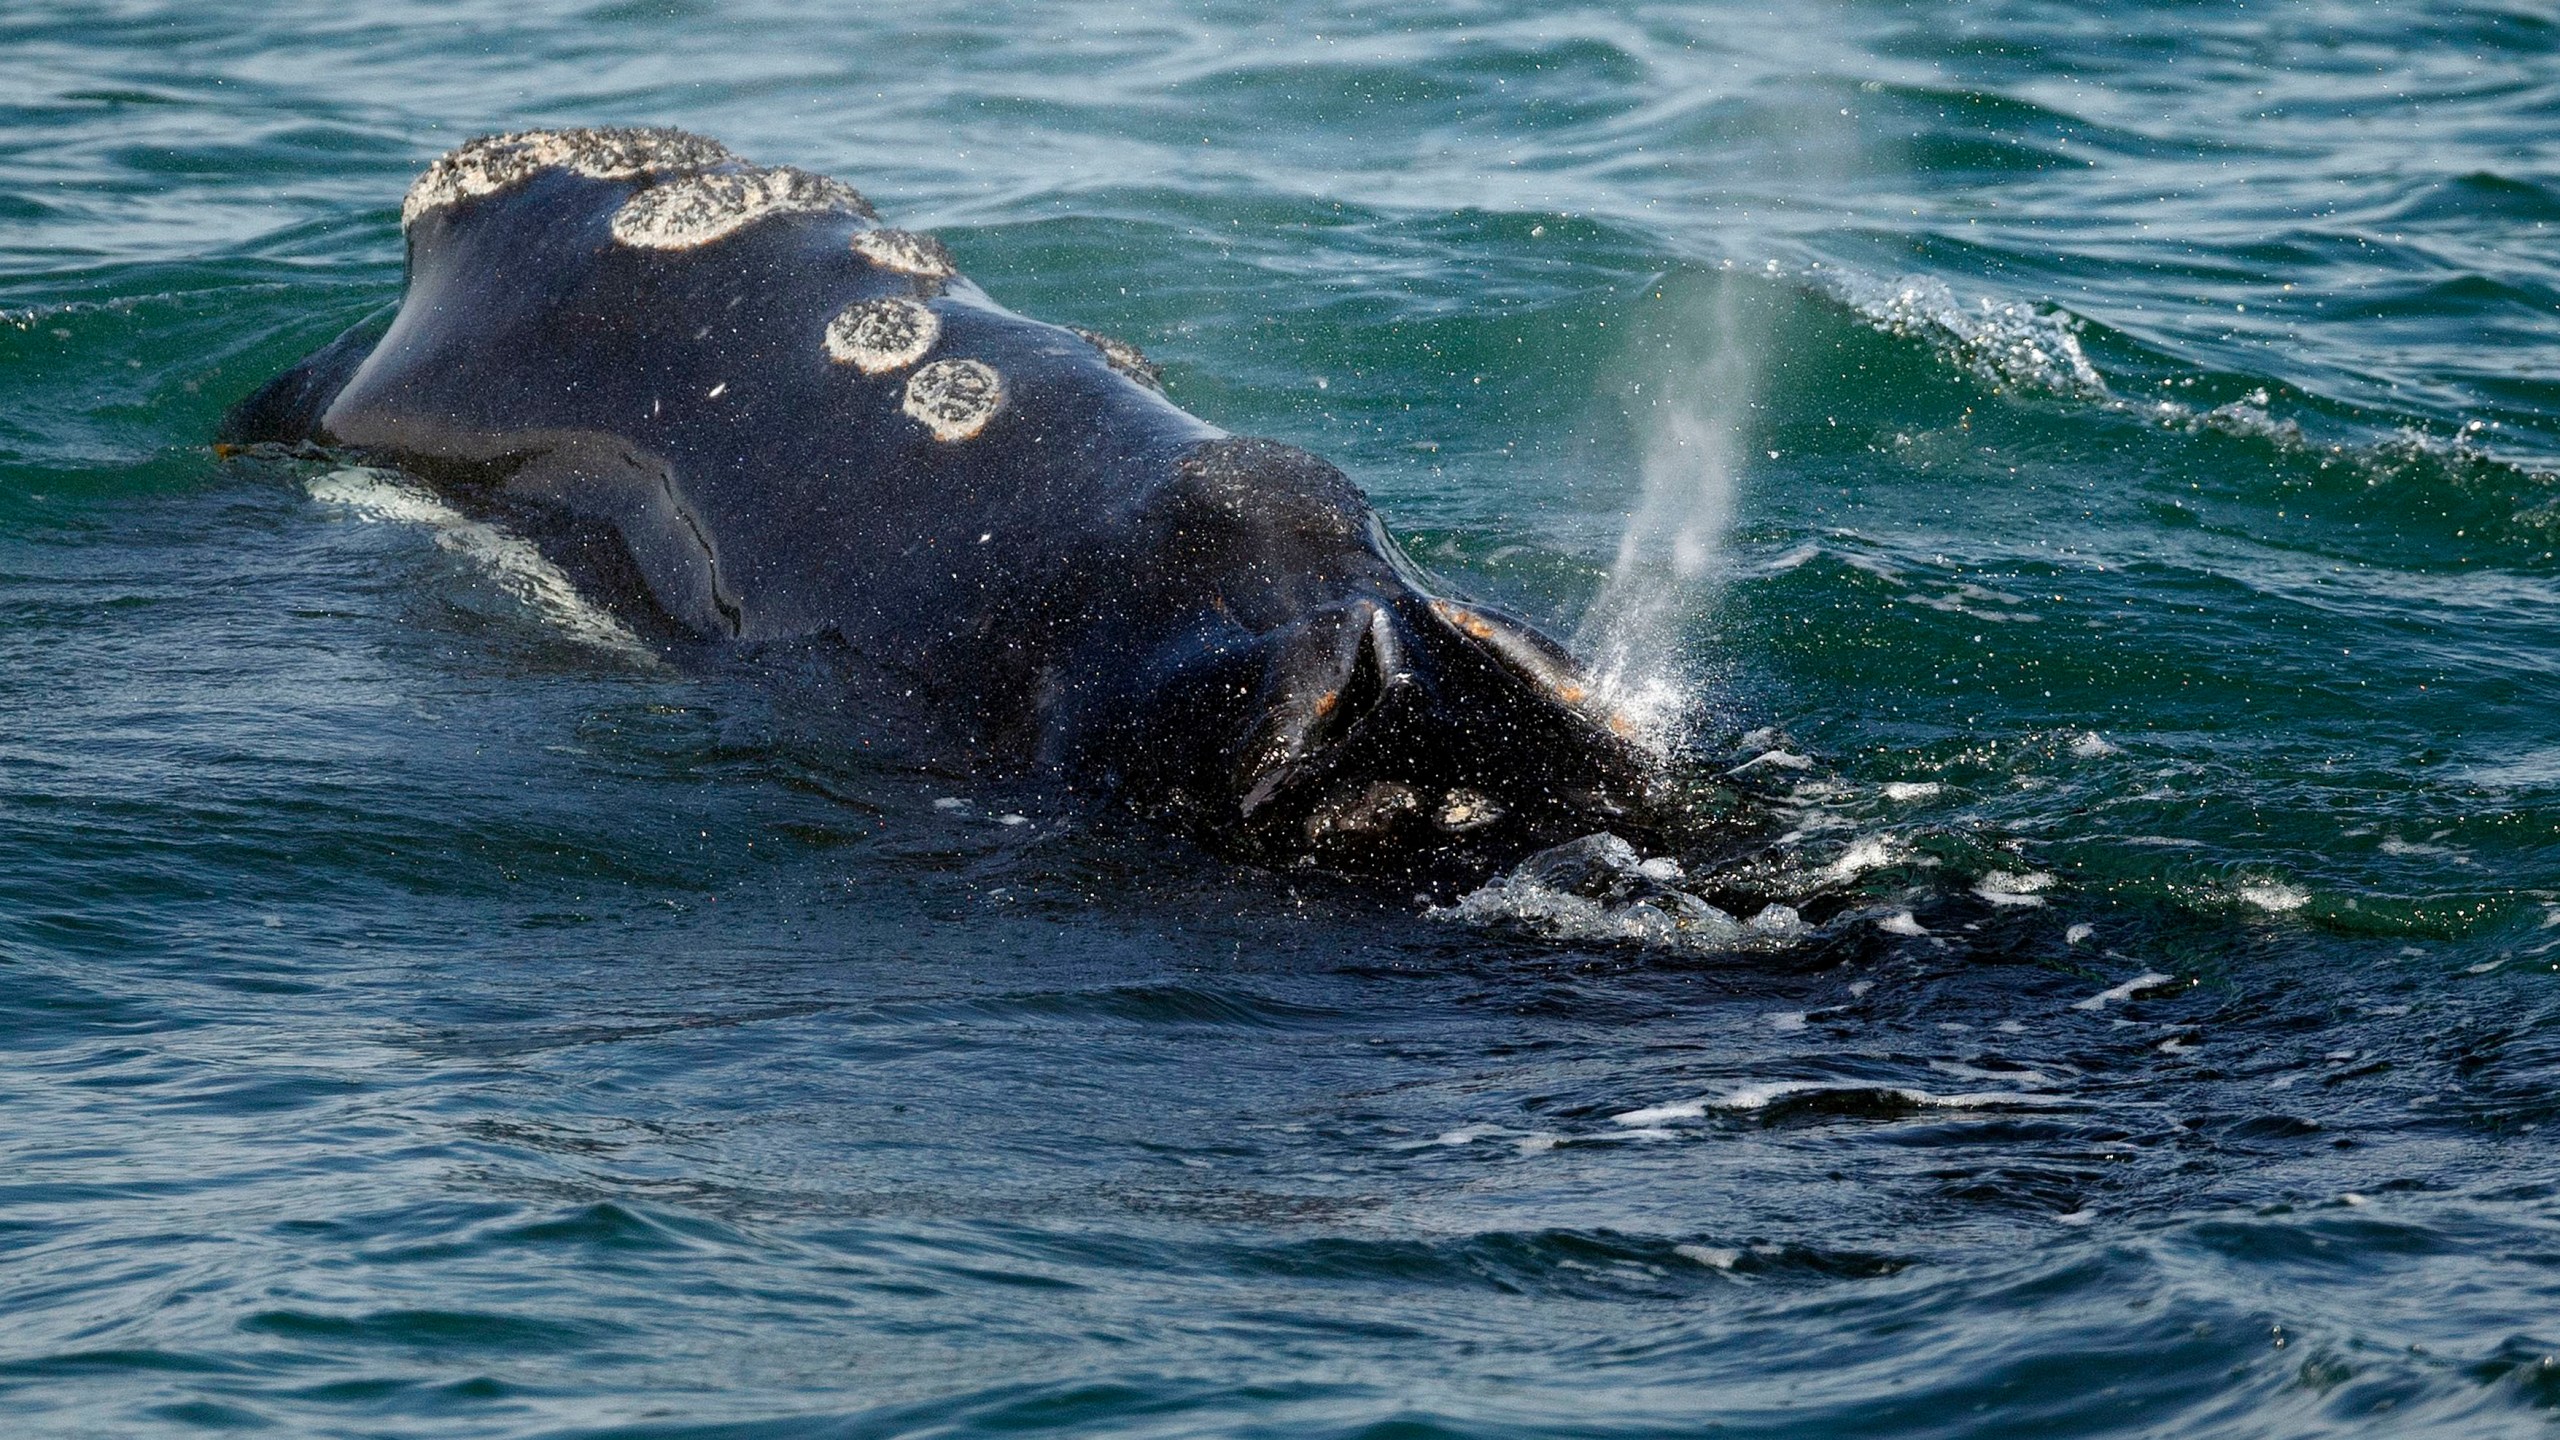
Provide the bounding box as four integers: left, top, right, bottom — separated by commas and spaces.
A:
4, 3, 2558, 1436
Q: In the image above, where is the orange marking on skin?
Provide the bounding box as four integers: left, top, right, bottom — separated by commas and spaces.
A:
1556, 683, 1587, 705
1608, 713, 1636, 737
1313, 690, 1340, 718
1430, 601, 1496, 640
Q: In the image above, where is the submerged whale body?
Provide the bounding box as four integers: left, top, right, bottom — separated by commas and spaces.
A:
223, 127, 1657, 884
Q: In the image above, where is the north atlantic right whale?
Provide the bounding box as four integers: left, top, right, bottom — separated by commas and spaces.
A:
220, 127, 1661, 886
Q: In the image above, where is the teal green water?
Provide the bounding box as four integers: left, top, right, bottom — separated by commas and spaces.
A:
5, 3, 2560, 1436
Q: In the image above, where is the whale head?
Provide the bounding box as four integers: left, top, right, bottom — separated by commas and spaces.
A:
1073, 438, 1662, 887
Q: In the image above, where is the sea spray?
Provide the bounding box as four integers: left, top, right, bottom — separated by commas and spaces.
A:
1575, 272, 1768, 740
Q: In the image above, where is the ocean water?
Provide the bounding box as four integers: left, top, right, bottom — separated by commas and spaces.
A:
5, 1, 2559, 1434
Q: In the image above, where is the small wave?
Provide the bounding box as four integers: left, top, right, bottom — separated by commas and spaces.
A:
1822, 270, 2107, 400
2074, 971, 2177, 1011
307, 468, 657, 663
1804, 264, 2560, 544
1613, 1080, 2075, 1128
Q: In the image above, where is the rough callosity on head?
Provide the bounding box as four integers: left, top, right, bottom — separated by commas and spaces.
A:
611, 165, 877, 250
1070, 328, 1165, 392
902, 359, 1005, 441
850, 228, 958, 279
823, 297, 941, 375
402, 126, 739, 232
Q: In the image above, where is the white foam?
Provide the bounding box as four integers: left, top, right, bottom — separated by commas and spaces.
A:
2239, 881, 2311, 913
1825, 835, 1903, 882
1876, 910, 1927, 936
306, 468, 653, 661
1881, 781, 1941, 802
1975, 870, 2055, 907
1441, 885, 1738, 950
2073, 971, 2174, 1011
1674, 1244, 1742, 1271
1930, 1060, 2061, 1088
2069, 732, 2121, 758
1826, 272, 2106, 400
1431, 827, 1836, 954
1754, 543, 1821, 575
1612, 1100, 1706, 1127
1747, 904, 1809, 937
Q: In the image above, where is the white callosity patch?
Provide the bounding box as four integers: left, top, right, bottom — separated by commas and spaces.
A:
402, 127, 737, 232
306, 468, 654, 662
1070, 327, 1165, 391
850, 228, 957, 279
902, 358, 1005, 441
823, 297, 941, 375
611, 166, 874, 250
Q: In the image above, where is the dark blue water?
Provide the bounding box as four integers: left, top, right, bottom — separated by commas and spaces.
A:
6, 3, 2559, 1435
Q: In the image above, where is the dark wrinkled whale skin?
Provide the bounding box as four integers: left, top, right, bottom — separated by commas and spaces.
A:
221, 128, 1655, 886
